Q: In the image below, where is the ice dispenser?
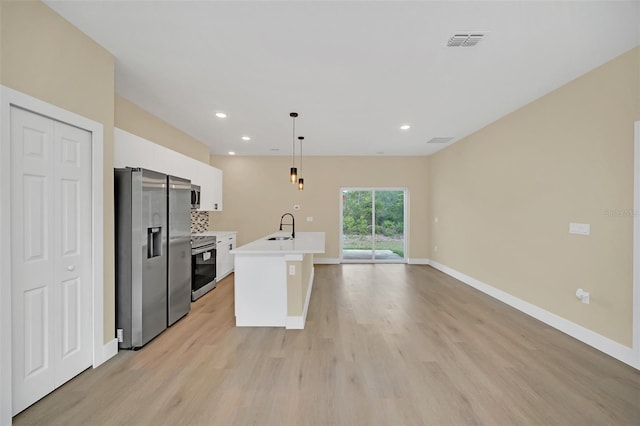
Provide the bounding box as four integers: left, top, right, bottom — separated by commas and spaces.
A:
148, 227, 162, 258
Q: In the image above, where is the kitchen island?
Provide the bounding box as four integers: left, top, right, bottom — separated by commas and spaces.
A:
230, 231, 325, 329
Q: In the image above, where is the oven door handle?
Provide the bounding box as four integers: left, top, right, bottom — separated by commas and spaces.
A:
192, 246, 215, 255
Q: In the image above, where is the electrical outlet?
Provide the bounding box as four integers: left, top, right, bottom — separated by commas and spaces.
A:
569, 222, 590, 235
576, 288, 590, 304
307, 216, 313, 222
289, 265, 296, 275
117, 329, 123, 343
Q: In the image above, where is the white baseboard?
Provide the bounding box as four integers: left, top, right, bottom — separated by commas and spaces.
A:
285, 316, 304, 329
429, 260, 639, 370
95, 338, 118, 368
408, 258, 430, 265
302, 268, 314, 323
314, 258, 340, 264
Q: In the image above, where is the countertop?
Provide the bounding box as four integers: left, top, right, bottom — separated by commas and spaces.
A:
192, 230, 236, 238
231, 231, 325, 255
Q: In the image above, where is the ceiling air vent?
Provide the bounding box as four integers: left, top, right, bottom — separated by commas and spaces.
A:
447, 33, 485, 47
426, 137, 454, 144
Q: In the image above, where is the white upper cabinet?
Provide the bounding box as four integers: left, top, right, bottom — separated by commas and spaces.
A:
114, 128, 155, 171
196, 161, 222, 211
211, 167, 223, 211
114, 128, 223, 211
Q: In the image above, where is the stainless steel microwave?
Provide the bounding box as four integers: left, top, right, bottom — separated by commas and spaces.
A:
190, 184, 201, 210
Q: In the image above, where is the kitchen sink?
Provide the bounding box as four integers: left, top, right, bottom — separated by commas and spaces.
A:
267, 236, 292, 241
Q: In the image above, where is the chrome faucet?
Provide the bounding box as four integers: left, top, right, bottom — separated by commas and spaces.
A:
279, 213, 295, 239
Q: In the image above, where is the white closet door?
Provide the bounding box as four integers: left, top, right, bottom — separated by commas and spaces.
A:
52, 121, 92, 387
11, 107, 92, 415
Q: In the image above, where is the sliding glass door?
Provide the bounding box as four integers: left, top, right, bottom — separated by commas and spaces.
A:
341, 188, 406, 263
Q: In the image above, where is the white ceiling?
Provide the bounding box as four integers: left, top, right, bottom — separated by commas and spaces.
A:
45, 1, 640, 157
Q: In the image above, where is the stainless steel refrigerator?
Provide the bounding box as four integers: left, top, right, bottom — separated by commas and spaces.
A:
166, 174, 191, 326
115, 168, 191, 350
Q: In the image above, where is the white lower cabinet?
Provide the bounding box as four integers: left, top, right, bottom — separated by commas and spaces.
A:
216, 232, 236, 281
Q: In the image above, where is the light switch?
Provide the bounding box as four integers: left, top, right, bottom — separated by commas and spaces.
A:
569, 222, 590, 235
289, 265, 296, 275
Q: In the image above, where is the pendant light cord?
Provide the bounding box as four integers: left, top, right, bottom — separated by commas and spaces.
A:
292, 116, 296, 167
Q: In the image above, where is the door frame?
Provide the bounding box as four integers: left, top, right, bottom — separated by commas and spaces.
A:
339, 187, 408, 264
633, 120, 640, 368
0, 86, 107, 422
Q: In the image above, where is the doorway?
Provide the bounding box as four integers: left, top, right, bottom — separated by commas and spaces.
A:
340, 188, 407, 263
0, 86, 107, 423
10, 106, 93, 414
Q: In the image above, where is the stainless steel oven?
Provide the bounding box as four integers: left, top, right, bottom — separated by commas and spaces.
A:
191, 235, 216, 301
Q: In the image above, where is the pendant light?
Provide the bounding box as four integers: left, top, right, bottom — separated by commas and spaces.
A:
289, 112, 298, 184
297, 136, 304, 190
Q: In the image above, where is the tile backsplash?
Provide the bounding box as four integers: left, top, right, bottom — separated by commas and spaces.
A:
190, 211, 209, 234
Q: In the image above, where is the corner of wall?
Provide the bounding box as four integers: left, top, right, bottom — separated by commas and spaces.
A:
114, 95, 210, 163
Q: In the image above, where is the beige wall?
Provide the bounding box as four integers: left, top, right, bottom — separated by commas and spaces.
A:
286, 260, 303, 316
1, 0, 116, 344
115, 96, 209, 163
286, 254, 314, 317
209, 155, 429, 261
428, 46, 640, 346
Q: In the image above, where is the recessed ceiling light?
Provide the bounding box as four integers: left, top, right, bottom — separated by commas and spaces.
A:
228, 151, 236, 155
270, 148, 280, 152
400, 124, 411, 130
376, 151, 385, 155
215, 112, 227, 118
241, 136, 251, 141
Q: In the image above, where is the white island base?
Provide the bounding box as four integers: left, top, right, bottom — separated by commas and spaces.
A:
231, 232, 325, 329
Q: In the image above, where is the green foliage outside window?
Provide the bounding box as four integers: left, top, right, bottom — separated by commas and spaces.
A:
343, 190, 404, 237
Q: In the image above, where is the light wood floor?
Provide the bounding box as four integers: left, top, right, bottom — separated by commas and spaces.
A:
13, 264, 640, 425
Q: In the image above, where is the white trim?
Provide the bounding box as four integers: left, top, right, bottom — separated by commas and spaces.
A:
0, 85, 11, 426
91, 108, 107, 368
284, 254, 303, 262
314, 258, 340, 265
285, 267, 315, 330
0, 86, 110, 422
285, 316, 304, 329
339, 189, 345, 263
302, 267, 314, 324
408, 258, 430, 265
429, 260, 639, 369
633, 120, 640, 367
103, 339, 118, 362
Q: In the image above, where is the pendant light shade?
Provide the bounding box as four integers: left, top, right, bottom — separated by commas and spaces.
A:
289, 112, 298, 184
297, 136, 304, 191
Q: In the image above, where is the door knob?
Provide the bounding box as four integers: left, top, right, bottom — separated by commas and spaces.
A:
67, 265, 75, 271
